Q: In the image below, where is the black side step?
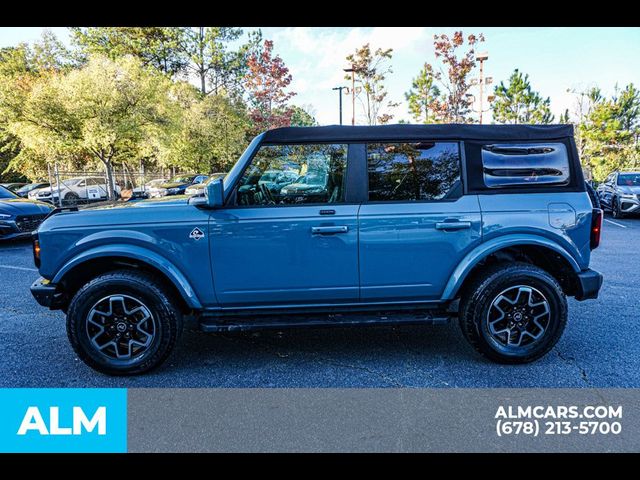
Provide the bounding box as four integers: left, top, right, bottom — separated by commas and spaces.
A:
199, 310, 451, 333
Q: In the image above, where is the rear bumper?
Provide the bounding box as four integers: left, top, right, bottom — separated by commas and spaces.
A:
30, 277, 66, 309
574, 268, 603, 301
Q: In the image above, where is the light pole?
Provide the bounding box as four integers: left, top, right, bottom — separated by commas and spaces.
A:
475, 52, 490, 124
343, 66, 356, 125
332, 86, 346, 125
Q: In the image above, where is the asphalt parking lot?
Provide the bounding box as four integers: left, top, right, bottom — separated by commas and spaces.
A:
1, 213, 638, 388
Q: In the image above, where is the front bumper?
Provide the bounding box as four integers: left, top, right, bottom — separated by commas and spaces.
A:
31, 277, 66, 309
574, 268, 603, 301
0, 221, 33, 240
619, 195, 640, 214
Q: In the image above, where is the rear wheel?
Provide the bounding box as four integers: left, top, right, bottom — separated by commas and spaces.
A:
67, 269, 183, 375
63, 192, 79, 206
459, 263, 567, 364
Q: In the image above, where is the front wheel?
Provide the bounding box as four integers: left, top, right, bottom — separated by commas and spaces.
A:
459, 263, 567, 364
612, 197, 625, 218
66, 269, 183, 375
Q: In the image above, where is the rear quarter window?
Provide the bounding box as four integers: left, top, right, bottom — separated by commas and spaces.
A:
481, 143, 570, 188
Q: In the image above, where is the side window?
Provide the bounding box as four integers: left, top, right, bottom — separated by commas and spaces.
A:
235, 143, 348, 206
481, 143, 570, 188
367, 142, 462, 202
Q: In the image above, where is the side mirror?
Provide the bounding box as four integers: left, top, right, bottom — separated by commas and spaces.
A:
206, 177, 224, 208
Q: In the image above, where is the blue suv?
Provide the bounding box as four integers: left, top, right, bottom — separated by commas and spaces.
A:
30, 124, 603, 375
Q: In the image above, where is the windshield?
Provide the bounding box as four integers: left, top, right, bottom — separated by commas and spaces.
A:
0, 185, 17, 199
169, 176, 194, 183
299, 173, 327, 186
617, 174, 640, 186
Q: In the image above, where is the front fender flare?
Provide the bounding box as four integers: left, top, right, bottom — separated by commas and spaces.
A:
52, 244, 202, 309
441, 234, 582, 301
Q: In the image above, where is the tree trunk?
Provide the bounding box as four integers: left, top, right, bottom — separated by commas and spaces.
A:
104, 160, 116, 201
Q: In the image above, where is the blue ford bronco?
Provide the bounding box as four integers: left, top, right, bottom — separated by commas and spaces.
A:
30, 124, 603, 375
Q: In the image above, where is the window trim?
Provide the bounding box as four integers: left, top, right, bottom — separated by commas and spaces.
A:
224, 141, 353, 209
363, 140, 465, 204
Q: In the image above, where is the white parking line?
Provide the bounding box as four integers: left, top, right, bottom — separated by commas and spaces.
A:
604, 219, 628, 228
0, 265, 37, 272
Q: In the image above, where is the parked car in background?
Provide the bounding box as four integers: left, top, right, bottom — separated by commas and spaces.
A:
596, 170, 640, 218
30, 124, 603, 375
130, 178, 168, 200
185, 173, 226, 196
258, 169, 300, 199
0, 185, 53, 240
0, 182, 27, 193
149, 174, 209, 198
16, 182, 50, 198
34, 177, 122, 206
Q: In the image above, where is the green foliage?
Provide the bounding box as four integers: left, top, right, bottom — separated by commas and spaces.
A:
3, 55, 173, 195
578, 84, 640, 181
160, 81, 250, 173
71, 27, 187, 76
345, 44, 397, 125
289, 105, 317, 126
492, 69, 554, 124
405, 64, 440, 123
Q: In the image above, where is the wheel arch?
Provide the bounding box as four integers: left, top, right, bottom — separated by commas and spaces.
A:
52, 245, 202, 312
443, 235, 582, 301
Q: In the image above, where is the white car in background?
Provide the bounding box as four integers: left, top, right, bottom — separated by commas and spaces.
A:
130, 178, 168, 199
184, 173, 226, 196
33, 177, 121, 205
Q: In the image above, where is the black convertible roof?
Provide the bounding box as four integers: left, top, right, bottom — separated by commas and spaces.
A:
261, 124, 574, 143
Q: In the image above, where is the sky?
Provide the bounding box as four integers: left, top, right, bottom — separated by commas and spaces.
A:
1, 27, 639, 125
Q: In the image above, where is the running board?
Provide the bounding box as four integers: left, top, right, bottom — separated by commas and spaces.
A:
198, 310, 451, 333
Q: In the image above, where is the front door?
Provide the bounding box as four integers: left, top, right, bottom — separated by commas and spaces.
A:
358, 141, 482, 302
209, 143, 359, 307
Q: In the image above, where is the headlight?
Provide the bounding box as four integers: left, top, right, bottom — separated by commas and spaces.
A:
620, 193, 636, 199
0, 213, 12, 220
168, 188, 179, 194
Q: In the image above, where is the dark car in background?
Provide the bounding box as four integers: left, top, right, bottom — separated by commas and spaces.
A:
596, 171, 640, 218
0, 185, 54, 241
148, 174, 209, 198
15, 182, 50, 198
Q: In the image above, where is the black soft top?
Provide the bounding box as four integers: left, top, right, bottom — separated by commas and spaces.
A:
261, 124, 574, 144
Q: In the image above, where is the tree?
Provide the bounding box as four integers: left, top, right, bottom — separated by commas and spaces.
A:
289, 105, 317, 126
345, 44, 397, 125
579, 84, 640, 180
492, 69, 554, 124
71, 27, 187, 76
5, 55, 172, 199
177, 27, 261, 96
559, 109, 570, 123
405, 64, 441, 123
160, 81, 250, 173
0, 31, 76, 181
422, 31, 485, 123
244, 39, 296, 134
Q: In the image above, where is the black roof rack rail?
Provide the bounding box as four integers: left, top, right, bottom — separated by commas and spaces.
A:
44, 206, 79, 220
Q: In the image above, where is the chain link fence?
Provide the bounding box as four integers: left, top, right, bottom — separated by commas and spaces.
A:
33, 164, 172, 207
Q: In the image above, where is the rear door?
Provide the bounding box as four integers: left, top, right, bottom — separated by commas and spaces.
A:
358, 141, 482, 302
209, 142, 360, 307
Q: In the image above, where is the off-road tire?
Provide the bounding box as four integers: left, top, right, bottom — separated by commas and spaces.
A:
67, 269, 183, 375
459, 262, 567, 364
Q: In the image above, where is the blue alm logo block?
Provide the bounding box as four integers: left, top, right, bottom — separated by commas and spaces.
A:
0, 389, 127, 453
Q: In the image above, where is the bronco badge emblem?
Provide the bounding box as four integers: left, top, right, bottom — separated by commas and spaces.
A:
189, 227, 205, 241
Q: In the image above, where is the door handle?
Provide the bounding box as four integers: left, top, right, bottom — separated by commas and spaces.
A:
311, 225, 349, 235
435, 221, 472, 231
